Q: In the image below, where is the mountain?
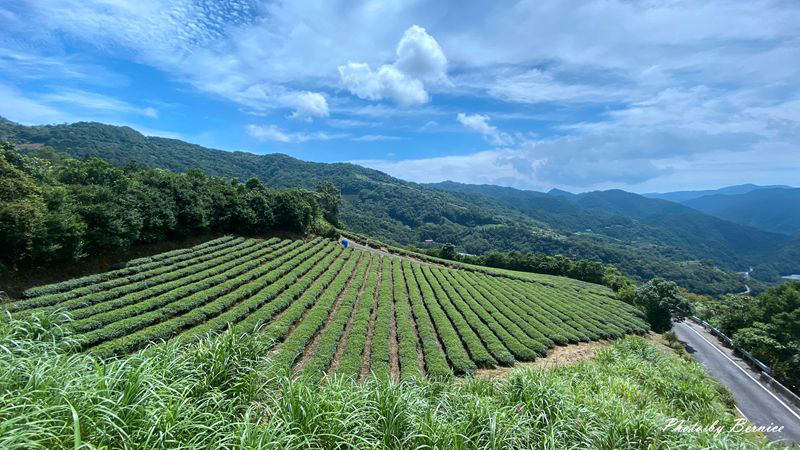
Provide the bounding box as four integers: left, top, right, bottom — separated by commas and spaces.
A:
2, 117, 796, 293
428, 182, 787, 261
682, 188, 800, 235
644, 183, 793, 203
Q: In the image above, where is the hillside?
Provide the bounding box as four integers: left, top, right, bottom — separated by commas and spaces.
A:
5, 235, 648, 378
683, 188, 800, 235
3, 118, 795, 292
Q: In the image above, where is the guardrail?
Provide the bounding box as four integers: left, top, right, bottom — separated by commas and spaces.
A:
688, 316, 800, 409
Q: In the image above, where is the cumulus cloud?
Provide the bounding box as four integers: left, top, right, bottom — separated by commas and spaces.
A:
338, 62, 428, 105
338, 25, 447, 105
457, 113, 513, 146
281, 91, 329, 119
394, 25, 448, 82
246, 124, 347, 143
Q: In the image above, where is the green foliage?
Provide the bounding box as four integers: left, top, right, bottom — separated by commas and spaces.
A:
634, 278, 693, 332
315, 181, 342, 225
438, 243, 456, 260
0, 313, 766, 449
0, 143, 325, 274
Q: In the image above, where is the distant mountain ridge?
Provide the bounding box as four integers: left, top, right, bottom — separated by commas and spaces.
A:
2, 117, 798, 292
644, 183, 793, 203
682, 188, 800, 235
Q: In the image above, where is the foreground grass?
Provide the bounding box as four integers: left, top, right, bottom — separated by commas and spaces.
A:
0, 314, 769, 449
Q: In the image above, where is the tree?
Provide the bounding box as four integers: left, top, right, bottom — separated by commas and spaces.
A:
315, 181, 342, 225
0, 143, 328, 274
439, 243, 457, 260
634, 278, 693, 332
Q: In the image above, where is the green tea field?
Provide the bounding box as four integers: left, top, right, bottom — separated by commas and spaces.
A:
5, 236, 648, 380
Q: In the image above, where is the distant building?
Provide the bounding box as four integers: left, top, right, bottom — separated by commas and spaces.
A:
424, 239, 433, 243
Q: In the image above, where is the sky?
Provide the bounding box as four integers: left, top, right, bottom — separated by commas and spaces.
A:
1, 0, 798, 193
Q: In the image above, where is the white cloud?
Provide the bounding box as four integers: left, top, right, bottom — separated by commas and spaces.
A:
355, 148, 540, 188
246, 124, 347, 143
394, 25, 448, 83
338, 25, 446, 105
326, 118, 373, 128
246, 124, 291, 143
457, 113, 513, 146
39, 88, 158, 119
338, 62, 428, 105
418, 120, 439, 132
0, 83, 70, 124
480, 68, 632, 104
282, 91, 329, 119
351, 134, 401, 142
0, 48, 129, 87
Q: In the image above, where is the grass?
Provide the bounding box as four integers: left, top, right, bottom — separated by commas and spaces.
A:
0, 312, 769, 449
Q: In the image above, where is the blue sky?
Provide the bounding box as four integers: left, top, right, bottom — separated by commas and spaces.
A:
1, 0, 798, 193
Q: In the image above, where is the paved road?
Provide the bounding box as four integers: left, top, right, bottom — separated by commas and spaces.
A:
674, 320, 800, 445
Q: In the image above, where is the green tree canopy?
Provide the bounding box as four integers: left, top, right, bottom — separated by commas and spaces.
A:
634, 278, 693, 332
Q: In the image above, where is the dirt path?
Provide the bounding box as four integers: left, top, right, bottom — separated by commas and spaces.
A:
359, 255, 383, 381
293, 251, 364, 373
475, 340, 615, 380
327, 254, 373, 375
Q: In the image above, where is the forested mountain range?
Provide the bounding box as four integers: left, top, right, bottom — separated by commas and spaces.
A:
681, 188, 800, 235
2, 117, 796, 294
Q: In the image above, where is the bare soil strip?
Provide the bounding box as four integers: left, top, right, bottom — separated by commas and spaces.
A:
388, 257, 400, 381
359, 256, 383, 381
293, 251, 364, 373
327, 254, 373, 375
474, 340, 615, 380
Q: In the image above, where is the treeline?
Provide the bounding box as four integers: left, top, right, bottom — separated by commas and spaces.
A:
691, 281, 800, 391
0, 143, 340, 273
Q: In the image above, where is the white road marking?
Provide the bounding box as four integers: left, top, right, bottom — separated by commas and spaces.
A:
682, 323, 800, 423
734, 405, 748, 420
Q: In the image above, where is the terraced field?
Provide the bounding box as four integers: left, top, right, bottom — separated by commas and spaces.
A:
5, 236, 649, 380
